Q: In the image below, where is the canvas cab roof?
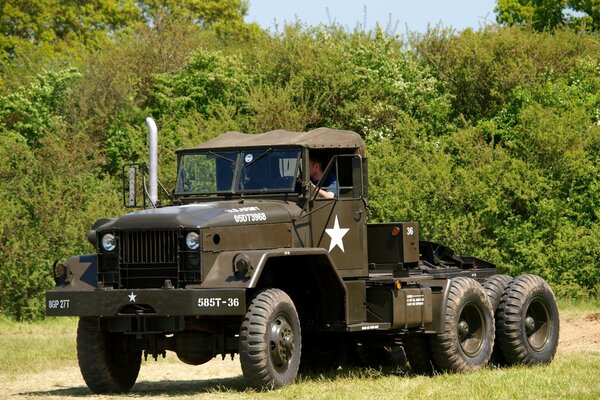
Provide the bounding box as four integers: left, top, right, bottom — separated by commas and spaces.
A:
182, 127, 365, 156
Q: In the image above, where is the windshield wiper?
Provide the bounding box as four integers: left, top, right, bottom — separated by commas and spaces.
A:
207, 151, 236, 163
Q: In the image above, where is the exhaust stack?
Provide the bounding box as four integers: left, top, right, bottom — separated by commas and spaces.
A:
146, 117, 158, 207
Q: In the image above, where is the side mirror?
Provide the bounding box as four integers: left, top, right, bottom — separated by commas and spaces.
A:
122, 163, 146, 208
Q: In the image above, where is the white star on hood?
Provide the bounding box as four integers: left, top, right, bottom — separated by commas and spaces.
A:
128, 292, 137, 302
325, 216, 350, 252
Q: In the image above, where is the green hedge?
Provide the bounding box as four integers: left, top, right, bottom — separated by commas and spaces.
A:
1, 21, 598, 319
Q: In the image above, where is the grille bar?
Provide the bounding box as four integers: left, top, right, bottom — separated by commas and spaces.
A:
120, 230, 179, 264
117, 230, 181, 289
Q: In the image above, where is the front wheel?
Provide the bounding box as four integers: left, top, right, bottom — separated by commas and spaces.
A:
430, 277, 494, 372
496, 275, 559, 365
77, 317, 141, 394
239, 289, 301, 389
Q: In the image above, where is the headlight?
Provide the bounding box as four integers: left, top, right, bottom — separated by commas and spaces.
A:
186, 232, 200, 250
101, 233, 117, 252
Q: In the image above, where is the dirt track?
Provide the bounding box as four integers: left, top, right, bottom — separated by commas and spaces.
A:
2, 311, 599, 399
559, 311, 600, 352
3, 357, 247, 399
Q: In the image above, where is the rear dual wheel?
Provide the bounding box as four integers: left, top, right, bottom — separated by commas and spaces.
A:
496, 275, 559, 365
407, 274, 558, 374
483, 274, 513, 364
430, 277, 494, 372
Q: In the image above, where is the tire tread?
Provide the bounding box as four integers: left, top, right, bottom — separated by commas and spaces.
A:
239, 288, 301, 389
496, 274, 559, 365
430, 277, 494, 372
77, 317, 141, 394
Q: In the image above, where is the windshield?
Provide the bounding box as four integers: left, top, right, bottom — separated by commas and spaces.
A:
176, 151, 237, 194
175, 148, 301, 195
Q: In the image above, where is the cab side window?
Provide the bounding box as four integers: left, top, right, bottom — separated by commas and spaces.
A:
312, 151, 364, 200
333, 155, 364, 199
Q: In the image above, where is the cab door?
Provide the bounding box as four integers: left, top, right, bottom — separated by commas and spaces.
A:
308, 155, 368, 278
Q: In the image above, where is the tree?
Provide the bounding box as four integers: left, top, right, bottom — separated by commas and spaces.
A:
0, 0, 254, 60
0, 1, 141, 50
139, 0, 248, 25
496, 0, 600, 31
138, 0, 257, 39
569, 0, 600, 30
0, 68, 81, 147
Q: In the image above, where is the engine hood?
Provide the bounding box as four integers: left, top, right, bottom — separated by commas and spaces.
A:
97, 200, 302, 231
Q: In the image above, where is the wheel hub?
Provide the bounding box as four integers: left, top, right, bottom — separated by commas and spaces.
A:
525, 297, 552, 351
458, 301, 485, 357
270, 316, 294, 372
458, 320, 470, 338
525, 316, 536, 334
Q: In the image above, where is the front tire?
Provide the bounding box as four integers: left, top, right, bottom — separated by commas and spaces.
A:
239, 289, 301, 389
430, 277, 494, 372
77, 317, 141, 394
496, 275, 559, 365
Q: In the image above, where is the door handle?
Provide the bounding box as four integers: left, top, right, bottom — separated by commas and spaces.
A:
353, 208, 364, 221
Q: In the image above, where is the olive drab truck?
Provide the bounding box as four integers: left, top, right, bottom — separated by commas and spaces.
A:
46, 119, 560, 393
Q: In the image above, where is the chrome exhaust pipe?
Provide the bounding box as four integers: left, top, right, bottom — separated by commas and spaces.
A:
145, 117, 158, 207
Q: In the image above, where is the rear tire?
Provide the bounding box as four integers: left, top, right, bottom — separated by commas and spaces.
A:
430, 277, 494, 372
77, 317, 141, 394
496, 275, 559, 365
483, 274, 513, 365
483, 274, 513, 310
239, 289, 301, 389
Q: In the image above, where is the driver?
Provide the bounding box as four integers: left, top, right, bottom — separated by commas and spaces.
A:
309, 157, 336, 199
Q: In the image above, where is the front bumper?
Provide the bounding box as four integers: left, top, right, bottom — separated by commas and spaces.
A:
46, 288, 246, 317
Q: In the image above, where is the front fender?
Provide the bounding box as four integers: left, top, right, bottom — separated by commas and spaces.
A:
200, 248, 350, 328
54, 254, 98, 290
200, 248, 346, 290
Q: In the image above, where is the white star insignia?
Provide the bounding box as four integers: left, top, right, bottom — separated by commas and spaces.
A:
128, 292, 137, 302
325, 216, 350, 253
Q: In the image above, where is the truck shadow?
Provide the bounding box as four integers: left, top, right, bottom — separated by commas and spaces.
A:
21, 375, 248, 397
21, 367, 414, 397
299, 365, 412, 381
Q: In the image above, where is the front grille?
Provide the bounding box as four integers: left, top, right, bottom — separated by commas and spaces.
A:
119, 230, 180, 289
120, 230, 179, 264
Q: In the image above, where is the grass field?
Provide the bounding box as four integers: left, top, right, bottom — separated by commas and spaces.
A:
0, 298, 599, 399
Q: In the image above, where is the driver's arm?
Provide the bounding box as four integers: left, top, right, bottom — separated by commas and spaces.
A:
310, 182, 335, 199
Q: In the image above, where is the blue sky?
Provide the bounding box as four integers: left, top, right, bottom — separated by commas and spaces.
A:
246, 0, 499, 33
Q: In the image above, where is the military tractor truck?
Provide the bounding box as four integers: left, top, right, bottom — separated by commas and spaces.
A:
46, 119, 560, 393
